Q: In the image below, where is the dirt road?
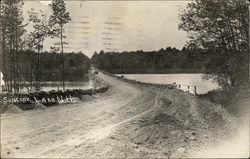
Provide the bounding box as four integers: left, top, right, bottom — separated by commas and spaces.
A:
1, 72, 158, 158
0, 72, 239, 158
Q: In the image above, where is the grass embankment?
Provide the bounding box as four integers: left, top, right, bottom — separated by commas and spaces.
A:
199, 81, 250, 117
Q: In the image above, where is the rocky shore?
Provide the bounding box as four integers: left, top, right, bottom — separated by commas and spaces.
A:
0, 73, 109, 113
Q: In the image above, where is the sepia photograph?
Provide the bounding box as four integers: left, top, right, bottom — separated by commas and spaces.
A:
0, 0, 249, 158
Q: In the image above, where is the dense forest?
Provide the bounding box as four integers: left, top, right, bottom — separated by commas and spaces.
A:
91, 47, 211, 74
3, 50, 90, 82
1, 0, 80, 92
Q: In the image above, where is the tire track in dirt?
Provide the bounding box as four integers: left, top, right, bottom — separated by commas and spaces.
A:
1, 72, 159, 158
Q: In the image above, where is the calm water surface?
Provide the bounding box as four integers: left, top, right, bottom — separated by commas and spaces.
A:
41, 80, 94, 91
117, 74, 219, 94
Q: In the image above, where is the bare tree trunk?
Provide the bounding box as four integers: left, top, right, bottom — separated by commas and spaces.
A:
60, 24, 65, 90
15, 27, 19, 93
37, 25, 41, 91
11, 37, 15, 93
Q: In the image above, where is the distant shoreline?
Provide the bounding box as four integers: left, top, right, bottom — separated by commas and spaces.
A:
103, 69, 203, 74
116, 72, 203, 75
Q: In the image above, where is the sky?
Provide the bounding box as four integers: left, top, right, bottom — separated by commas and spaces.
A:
23, 0, 190, 57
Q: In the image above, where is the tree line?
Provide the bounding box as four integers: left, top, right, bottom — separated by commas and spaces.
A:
4, 50, 90, 82
179, 0, 249, 90
0, 0, 77, 92
0, 0, 26, 93
92, 0, 249, 92
91, 47, 209, 74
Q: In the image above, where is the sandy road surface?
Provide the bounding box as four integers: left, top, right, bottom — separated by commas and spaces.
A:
1, 72, 158, 158
1, 72, 242, 158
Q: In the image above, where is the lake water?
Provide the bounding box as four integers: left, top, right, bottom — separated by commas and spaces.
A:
15, 80, 94, 92
41, 80, 94, 92
17, 80, 94, 93
116, 74, 219, 94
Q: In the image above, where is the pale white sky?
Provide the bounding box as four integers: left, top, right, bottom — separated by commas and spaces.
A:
23, 1, 190, 57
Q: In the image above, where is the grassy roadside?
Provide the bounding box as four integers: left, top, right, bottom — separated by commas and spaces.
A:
198, 80, 250, 118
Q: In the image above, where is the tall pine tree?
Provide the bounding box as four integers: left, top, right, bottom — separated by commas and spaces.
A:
28, 9, 49, 91
49, 0, 71, 90
0, 0, 26, 92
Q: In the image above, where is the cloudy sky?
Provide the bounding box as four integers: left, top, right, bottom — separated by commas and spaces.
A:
23, 0, 190, 57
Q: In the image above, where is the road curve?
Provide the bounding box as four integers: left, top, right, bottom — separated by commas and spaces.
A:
1, 72, 158, 158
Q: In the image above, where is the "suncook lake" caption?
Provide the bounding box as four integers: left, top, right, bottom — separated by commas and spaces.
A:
2, 95, 77, 104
